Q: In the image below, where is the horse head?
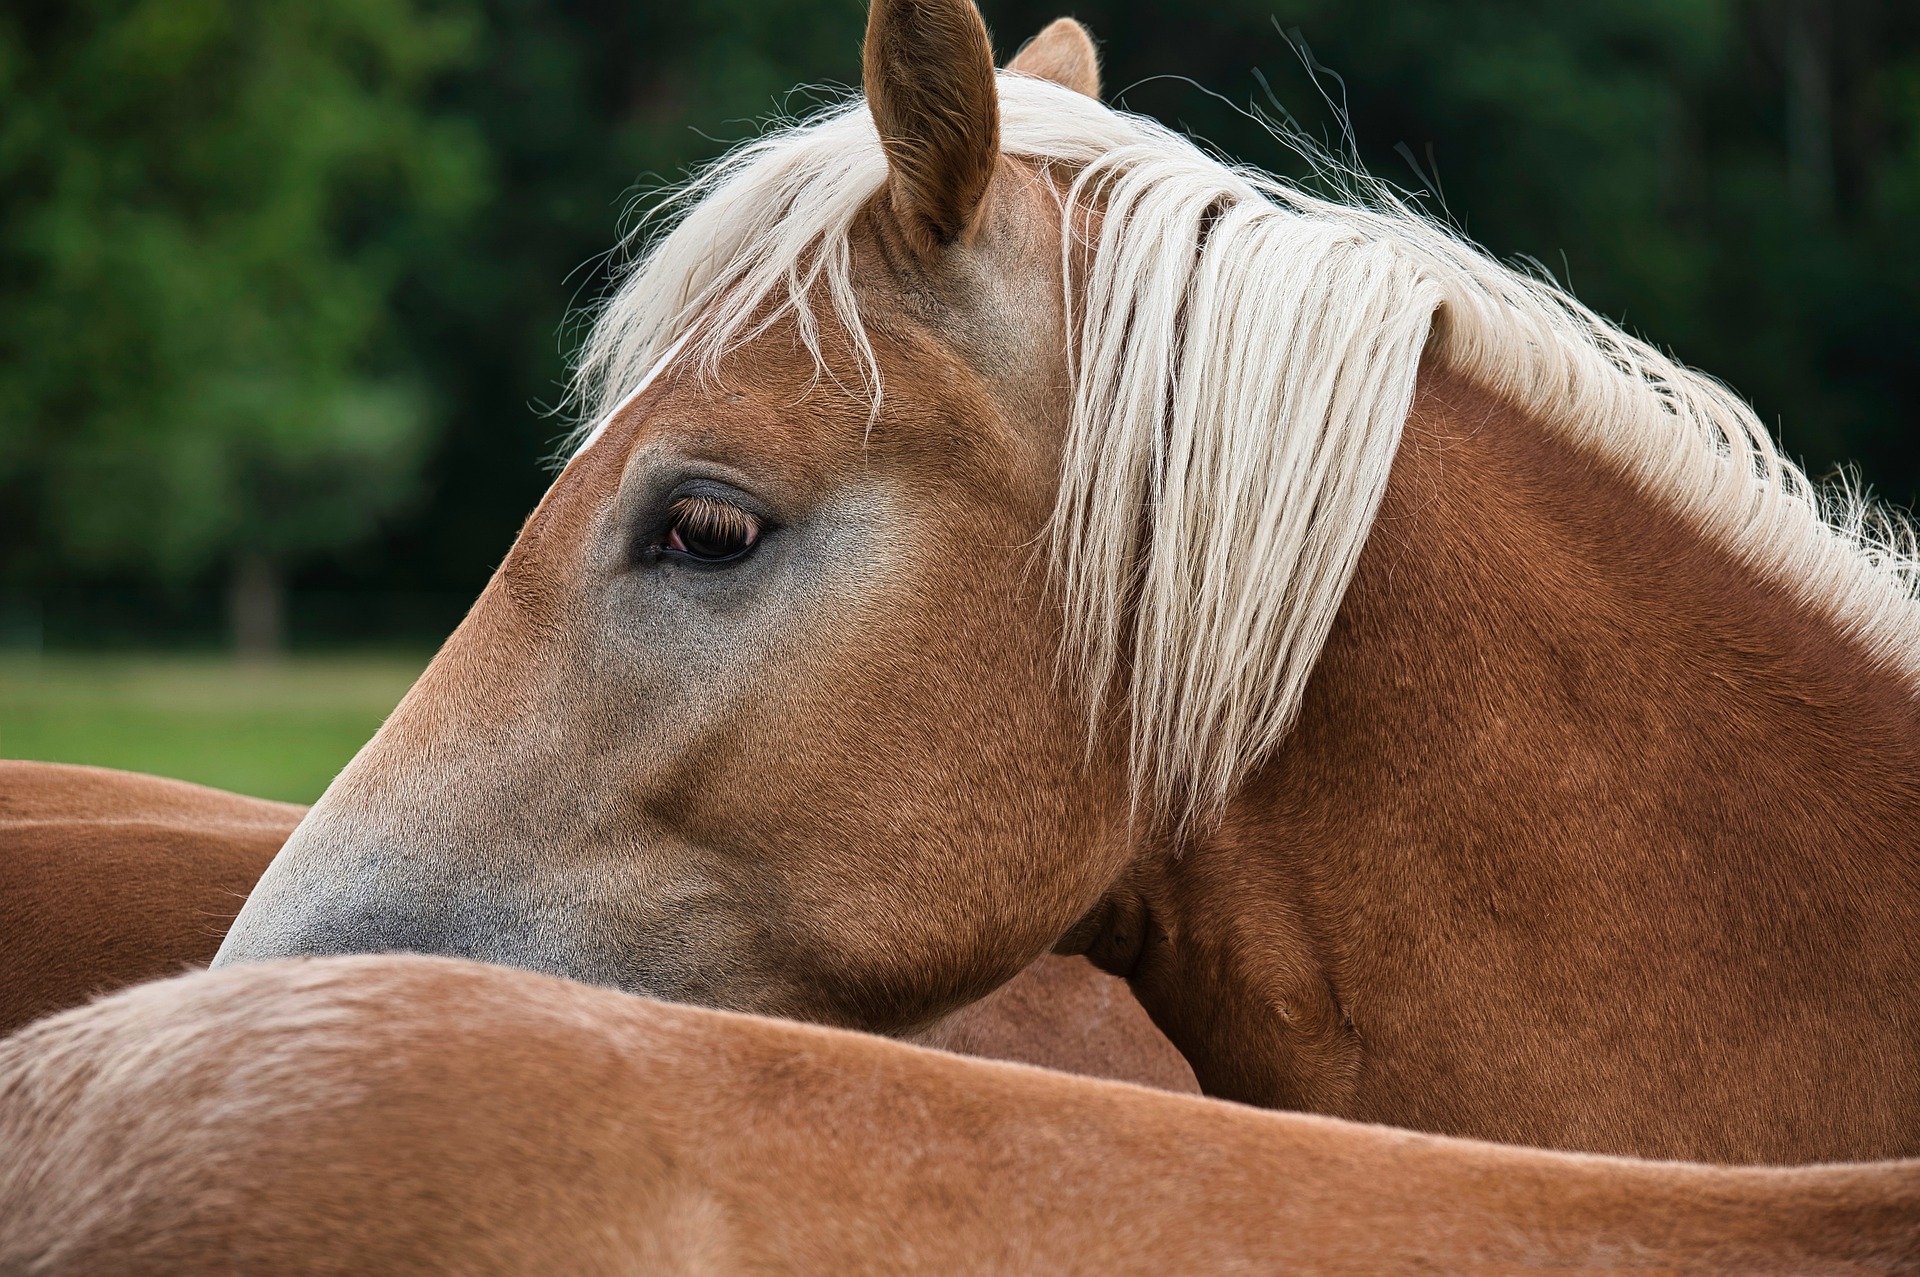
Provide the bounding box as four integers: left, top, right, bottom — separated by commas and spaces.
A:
218, 4, 1140, 1034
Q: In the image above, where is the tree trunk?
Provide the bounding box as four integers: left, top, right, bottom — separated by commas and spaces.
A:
228, 552, 285, 659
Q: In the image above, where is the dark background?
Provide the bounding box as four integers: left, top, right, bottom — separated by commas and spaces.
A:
5, 0, 1917, 650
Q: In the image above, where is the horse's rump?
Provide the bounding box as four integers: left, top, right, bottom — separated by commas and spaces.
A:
1, 956, 1913, 1276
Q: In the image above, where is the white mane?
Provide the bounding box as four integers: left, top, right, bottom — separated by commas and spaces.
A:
572, 73, 1920, 820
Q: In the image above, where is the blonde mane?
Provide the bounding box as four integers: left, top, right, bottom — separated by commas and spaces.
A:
571, 73, 1920, 819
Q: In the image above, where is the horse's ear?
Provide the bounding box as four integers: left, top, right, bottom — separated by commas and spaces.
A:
863, 0, 1000, 252
1007, 18, 1100, 98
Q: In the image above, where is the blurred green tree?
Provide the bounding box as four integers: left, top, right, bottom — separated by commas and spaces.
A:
4, 0, 1919, 649
0, 0, 486, 652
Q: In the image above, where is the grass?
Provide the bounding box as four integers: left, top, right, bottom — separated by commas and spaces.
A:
0, 652, 429, 804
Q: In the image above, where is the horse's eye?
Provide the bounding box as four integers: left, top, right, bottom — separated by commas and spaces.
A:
659, 495, 762, 563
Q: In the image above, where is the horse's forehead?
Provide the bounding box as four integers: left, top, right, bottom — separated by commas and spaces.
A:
651, 351, 864, 460
540, 166, 1070, 535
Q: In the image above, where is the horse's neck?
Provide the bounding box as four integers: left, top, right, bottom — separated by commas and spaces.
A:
1135, 364, 1920, 1161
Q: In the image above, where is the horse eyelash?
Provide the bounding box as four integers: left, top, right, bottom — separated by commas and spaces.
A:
666, 495, 759, 542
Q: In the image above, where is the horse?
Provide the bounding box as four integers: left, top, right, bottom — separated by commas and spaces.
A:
4, 956, 1915, 1275
0, 761, 302, 1038
0, 760, 1195, 1090
216, 2, 1920, 1162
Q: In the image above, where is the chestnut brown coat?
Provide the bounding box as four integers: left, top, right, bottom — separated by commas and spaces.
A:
4, 956, 1915, 1276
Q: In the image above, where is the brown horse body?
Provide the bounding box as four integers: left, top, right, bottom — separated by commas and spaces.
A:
213, 3, 1920, 1162
0, 762, 301, 1038
915, 942, 1193, 1089
4, 956, 1914, 1276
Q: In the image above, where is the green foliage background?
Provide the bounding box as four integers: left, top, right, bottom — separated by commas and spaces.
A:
3, 0, 1918, 643
0, 0, 482, 585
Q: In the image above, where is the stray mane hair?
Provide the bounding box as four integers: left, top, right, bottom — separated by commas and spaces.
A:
568, 72, 1920, 822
